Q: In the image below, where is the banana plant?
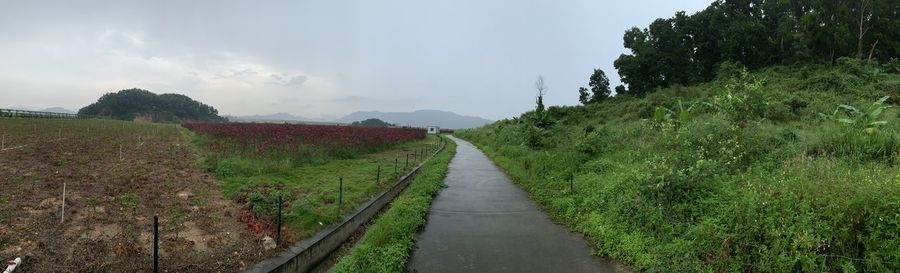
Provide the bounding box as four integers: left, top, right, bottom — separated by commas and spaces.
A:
821, 96, 892, 133
653, 100, 704, 126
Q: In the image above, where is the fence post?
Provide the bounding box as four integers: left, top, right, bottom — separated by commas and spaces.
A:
376, 165, 381, 183
338, 177, 343, 209
793, 260, 802, 273
153, 215, 159, 273
276, 195, 282, 245
395, 158, 398, 173
406, 154, 409, 167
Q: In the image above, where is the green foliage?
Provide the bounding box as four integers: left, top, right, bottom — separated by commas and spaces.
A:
613, 0, 900, 95
580, 69, 611, 104
333, 138, 456, 273
455, 64, 900, 272
351, 118, 395, 127
78, 88, 225, 122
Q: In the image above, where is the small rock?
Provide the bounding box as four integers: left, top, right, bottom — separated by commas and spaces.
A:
262, 235, 276, 250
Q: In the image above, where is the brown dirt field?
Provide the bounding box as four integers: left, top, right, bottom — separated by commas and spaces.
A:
0, 119, 275, 272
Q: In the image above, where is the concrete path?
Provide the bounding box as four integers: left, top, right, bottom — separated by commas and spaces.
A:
408, 136, 621, 273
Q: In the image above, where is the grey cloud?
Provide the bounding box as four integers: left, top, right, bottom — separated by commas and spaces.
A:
267, 74, 307, 86
0, 0, 711, 120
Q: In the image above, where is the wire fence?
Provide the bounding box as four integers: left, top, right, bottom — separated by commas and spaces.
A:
0, 108, 98, 119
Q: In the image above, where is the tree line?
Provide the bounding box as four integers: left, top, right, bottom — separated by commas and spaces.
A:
579, 0, 900, 103
78, 88, 225, 122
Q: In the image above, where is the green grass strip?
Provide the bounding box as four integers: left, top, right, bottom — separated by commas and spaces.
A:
332, 136, 457, 273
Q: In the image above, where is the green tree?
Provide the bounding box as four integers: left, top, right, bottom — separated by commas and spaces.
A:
578, 87, 590, 104
588, 69, 611, 102
78, 88, 225, 122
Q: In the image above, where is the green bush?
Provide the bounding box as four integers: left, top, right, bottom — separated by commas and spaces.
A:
454, 63, 900, 272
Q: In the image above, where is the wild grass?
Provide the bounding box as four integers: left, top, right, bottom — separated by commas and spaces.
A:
332, 137, 455, 272
456, 60, 900, 272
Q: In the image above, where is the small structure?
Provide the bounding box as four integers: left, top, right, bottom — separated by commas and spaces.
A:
426, 126, 440, 134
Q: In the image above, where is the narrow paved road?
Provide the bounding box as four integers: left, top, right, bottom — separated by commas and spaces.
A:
408, 136, 622, 273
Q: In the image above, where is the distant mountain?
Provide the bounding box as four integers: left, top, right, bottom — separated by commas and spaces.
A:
335, 110, 492, 129
3, 106, 76, 114
230, 113, 309, 122
40, 107, 76, 114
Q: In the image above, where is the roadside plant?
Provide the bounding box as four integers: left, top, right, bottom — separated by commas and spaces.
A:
820, 96, 892, 133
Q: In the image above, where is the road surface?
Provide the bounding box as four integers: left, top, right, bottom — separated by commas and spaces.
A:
408, 136, 622, 273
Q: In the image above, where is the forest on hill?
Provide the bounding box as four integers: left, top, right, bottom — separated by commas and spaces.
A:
579, 0, 900, 101
78, 88, 225, 122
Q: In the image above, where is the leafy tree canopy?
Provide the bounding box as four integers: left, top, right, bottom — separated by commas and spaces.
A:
613, 0, 900, 96
351, 118, 394, 127
78, 88, 225, 122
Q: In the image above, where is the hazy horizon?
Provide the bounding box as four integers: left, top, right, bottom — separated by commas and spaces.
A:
0, 0, 711, 120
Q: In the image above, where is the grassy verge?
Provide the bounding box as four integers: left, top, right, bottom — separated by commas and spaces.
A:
454, 62, 900, 272
332, 136, 456, 273
193, 133, 442, 241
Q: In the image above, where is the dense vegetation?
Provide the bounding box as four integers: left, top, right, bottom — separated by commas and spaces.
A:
610, 0, 900, 96
79, 88, 225, 122
351, 118, 395, 127
333, 137, 454, 272
457, 60, 900, 272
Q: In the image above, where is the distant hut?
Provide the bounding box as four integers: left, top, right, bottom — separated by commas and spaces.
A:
426, 126, 440, 134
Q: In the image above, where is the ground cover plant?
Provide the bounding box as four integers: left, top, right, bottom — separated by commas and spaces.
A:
0, 118, 266, 272
332, 136, 455, 273
184, 122, 440, 243
456, 60, 900, 272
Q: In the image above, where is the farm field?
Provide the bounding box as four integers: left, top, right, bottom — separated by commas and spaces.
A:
184, 122, 440, 242
0, 118, 437, 272
0, 118, 265, 272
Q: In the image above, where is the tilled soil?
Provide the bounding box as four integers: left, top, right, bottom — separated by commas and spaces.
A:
0, 120, 273, 272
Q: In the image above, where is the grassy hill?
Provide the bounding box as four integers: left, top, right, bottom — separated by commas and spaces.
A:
456, 59, 900, 272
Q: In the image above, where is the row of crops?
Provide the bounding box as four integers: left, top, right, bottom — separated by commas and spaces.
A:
183, 122, 426, 161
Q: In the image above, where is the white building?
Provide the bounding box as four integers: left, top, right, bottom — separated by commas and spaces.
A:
426, 126, 440, 134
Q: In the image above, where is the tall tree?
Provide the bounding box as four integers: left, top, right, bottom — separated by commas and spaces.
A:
578, 87, 590, 105
588, 69, 611, 102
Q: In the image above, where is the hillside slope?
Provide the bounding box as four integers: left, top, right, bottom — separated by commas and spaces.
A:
456, 59, 900, 272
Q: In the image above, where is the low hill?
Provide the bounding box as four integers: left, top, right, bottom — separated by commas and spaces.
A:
350, 118, 394, 127
40, 107, 76, 114
79, 88, 225, 122
335, 109, 491, 129
456, 59, 900, 272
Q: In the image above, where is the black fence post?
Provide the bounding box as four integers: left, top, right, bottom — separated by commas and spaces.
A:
376, 165, 381, 183
276, 195, 282, 245
794, 260, 802, 273
153, 215, 159, 273
569, 177, 573, 193
338, 177, 343, 209
395, 158, 398, 173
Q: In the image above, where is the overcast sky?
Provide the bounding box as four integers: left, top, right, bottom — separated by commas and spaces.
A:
0, 0, 710, 120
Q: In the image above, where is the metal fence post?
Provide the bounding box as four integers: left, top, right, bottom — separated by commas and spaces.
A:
376, 165, 381, 183
395, 158, 398, 173
276, 195, 282, 245
338, 177, 343, 209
